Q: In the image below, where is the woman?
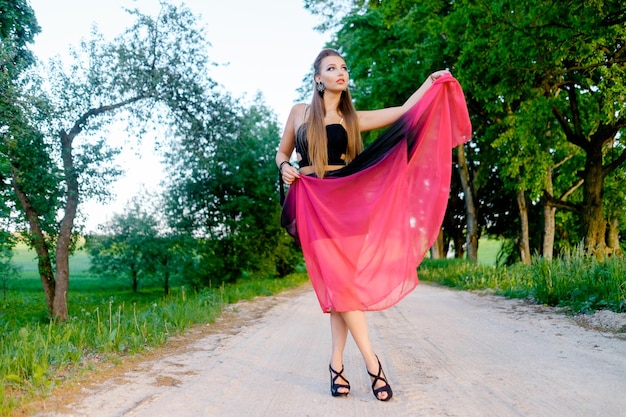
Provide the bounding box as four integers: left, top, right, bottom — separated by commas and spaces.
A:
275, 48, 463, 401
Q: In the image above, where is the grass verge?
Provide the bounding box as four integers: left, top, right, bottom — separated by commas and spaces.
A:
419, 249, 626, 315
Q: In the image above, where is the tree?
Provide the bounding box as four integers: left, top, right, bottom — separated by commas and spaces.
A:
5, 2, 222, 320
603, 160, 626, 256
87, 192, 192, 295
136, 194, 186, 296
455, 144, 478, 261
0, 0, 40, 254
87, 200, 159, 292
163, 95, 302, 285
448, 0, 626, 257
144, 235, 181, 296
0, 0, 52, 302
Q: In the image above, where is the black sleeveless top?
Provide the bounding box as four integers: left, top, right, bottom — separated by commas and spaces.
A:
295, 124, 348, 167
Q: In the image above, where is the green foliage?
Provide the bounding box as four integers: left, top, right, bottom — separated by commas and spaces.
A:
86, 200, 161, 292
445, 0, 626, 252
163, 95, 302, 285
333, 1, 450, 108
0, 0, 45, 242
529, 248, 626, 312
0, 244, 19, 301
0, 0, 40, 77
30, 1, 218, 216
86, 195, 192, 295
4, 122, 64, 237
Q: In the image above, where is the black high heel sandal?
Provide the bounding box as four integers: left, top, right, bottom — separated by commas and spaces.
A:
367, 356, 393, 401
329, 364, 350, 397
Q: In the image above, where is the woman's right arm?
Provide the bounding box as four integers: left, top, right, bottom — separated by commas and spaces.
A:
275, 103, 304, 185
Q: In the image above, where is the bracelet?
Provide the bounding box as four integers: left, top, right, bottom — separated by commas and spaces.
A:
279, 160, 291, 173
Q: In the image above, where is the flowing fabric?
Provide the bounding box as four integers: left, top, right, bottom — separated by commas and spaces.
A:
281, 75, 472, 313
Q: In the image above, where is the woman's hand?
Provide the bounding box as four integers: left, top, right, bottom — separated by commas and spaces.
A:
428, 70, 451, 83
281, 163, 300, 185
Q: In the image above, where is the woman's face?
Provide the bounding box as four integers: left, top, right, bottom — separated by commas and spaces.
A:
316, 55, 349, 92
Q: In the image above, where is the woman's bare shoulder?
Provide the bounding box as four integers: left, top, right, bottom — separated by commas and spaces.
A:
289, 102, 309, 130
290, 102, 308, 117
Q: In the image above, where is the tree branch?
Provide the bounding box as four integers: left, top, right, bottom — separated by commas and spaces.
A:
551, 103, 589, 150
66, 94, 150, 140
559, 178, 584, 201
599, 8, 626, 26
543, 192, 581, 214
603, 146, 626, 178
553, 152, 577, 170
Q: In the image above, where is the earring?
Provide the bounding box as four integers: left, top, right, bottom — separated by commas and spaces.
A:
316, 81, 325, 94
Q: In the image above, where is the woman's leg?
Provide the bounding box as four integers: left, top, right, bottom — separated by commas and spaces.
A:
339, 311, 391, 400
330, 312, 349, 368
329, 312, 350, 394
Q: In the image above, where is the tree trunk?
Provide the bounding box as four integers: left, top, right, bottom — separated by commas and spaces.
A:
607, 217, 623, 257
456, 144, 478, 263
543, 168, 556, 260
543, 203, 556, 260
430, 229, 445, 259
453, 234, 465, 259
164, 270, 170, 296
51, 130, 80, 321
441, 204, 462, 258
581, 145, 607, 258
553, 90, 619, 258
516, 189, 531, 265
11, 177, 56, 313
132, 268, 139, 292
10, 127, 80, 321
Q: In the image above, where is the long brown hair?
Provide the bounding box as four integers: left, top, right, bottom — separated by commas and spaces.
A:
307, 49, 361, 178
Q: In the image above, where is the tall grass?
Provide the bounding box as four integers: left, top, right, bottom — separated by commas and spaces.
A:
0, 245, 308, 416
419, 248, 626, 314
529, 250, 626, 312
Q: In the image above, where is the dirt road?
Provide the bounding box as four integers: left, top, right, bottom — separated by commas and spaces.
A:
33, 283, 626, 417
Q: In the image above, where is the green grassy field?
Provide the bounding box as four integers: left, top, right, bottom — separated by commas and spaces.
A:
3, 243, 149, 324
477, 238, 502, 266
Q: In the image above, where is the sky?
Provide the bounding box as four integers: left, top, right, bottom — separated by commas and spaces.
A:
27, 0, 329, 231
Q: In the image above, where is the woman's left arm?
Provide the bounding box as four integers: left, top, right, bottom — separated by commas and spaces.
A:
357, 70, 449, 132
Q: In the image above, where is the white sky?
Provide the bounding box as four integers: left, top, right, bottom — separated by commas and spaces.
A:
27, 0, 329, 232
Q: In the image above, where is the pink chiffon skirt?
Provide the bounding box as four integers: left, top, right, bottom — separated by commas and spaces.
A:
281, 75, 472, 312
